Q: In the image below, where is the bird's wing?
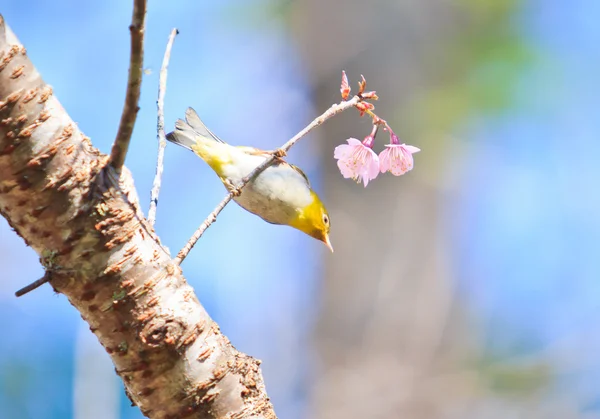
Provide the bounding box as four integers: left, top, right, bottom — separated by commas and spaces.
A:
185, 107, 225, 144
236, 146, 310, 186
288, 163, 311, 187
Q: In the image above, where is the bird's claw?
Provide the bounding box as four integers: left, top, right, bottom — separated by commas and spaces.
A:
273, 149, 286, 158
224, 179, 242, 197
269, 148, 287, 161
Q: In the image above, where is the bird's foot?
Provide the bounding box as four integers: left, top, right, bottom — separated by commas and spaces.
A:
224, 179, 243, 197
268, 148, 287, 162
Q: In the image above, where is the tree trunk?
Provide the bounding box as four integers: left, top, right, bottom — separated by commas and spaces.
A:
0, 15, 275, 419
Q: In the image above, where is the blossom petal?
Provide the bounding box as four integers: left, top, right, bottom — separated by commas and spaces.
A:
337, 158, 357, 179
333, 144, 351, 160
403, 144, 421, 154
362, 151, 380, 187
345, 138, 363, 147
333, 138, 380, 187
378, 143, 419, 176
333, 138, 362, 159
378, 148, 392, 173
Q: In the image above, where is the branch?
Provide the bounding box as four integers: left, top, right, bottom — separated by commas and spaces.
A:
15, 272, 51, 297
174, 95, 362, 264
108, 0, 147, 172
148, 28, 178, 227
0, 14, 275, 419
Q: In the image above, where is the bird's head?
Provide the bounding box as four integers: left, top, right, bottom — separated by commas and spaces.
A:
290, 191, 333, 252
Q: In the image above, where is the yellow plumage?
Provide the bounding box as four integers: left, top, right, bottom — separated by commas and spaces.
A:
166, 107, 333, 251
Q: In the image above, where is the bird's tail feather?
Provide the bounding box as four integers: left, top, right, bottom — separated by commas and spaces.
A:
166, 121, 195, 150
166, 107, 224, 151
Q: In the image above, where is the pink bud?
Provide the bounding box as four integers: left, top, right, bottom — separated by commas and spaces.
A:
340, 71, 351, 100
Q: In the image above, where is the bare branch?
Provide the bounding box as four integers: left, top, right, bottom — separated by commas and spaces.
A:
174, 95, 362, 264
148, 28, 178, 227
15, 272, 51, 297
174, 193, 233, 265
108, 0, 147, 172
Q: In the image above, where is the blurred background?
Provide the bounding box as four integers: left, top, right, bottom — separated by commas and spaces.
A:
1, 0, 599, 418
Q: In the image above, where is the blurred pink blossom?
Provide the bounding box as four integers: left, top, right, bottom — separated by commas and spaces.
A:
334, 137, 379, 187
379, 134, 420, 176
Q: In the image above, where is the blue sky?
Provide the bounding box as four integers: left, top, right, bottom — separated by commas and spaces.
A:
3, 0, 600, 417
453, 0, 600, 370
1, 1, 319, 418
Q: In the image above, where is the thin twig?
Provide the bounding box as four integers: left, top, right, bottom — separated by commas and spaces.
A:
148, 28, 179, 227
173, 194, 233, 265
174, 95, 363, 265
108, 0, 147, 172
15, 272, 51, 297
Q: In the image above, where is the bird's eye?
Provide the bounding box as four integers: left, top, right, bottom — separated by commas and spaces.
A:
322, 214, 329, 225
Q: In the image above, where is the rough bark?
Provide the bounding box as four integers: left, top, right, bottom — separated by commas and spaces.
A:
0, 15, 275, 419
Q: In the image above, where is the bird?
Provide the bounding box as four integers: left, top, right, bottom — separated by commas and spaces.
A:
166, 107, 333, 252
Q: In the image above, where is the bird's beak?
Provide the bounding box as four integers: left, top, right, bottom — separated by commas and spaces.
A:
323, 234, 334, 253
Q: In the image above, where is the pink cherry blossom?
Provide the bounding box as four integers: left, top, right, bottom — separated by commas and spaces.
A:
334, 137, 380, 187
379, 142, 420, 176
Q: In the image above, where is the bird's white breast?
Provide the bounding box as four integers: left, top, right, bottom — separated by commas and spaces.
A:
220, 148, 314, 225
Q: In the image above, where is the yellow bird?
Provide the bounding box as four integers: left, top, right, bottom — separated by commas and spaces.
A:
166, 108, 333, 252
